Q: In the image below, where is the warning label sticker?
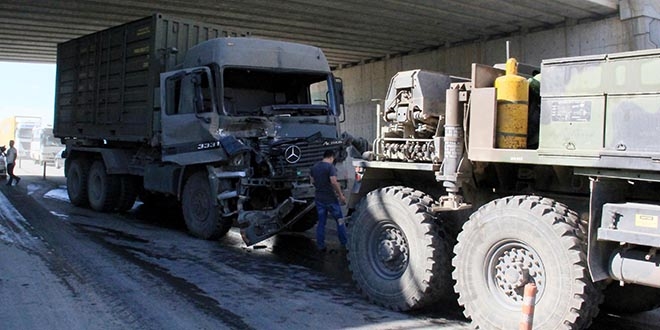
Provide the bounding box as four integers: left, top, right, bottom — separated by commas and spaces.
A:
635, 214, 659, 229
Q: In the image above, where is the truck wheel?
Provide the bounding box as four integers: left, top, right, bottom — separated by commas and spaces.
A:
182, 172, 231, 240
67, 159, 91, 207
602, 283, 660, 314
87, 160, 120, 212
453, 196, 602, 329
347, 186, 452, 311
116, 175, 139, 212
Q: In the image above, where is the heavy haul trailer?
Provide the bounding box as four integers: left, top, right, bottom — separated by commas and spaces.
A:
54, 13, 347, 245
348, 49, 660, 329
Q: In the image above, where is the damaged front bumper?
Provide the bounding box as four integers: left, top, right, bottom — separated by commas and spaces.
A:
237, 197, 315, 245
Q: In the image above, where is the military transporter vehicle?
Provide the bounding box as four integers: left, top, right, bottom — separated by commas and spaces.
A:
54, 14, 346, 245
348, 49, 660, 329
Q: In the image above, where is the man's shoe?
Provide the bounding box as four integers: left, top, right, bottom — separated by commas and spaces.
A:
15, 178, 20, 185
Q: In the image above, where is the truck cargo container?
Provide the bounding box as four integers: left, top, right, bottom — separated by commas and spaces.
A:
54, 13, 346, 244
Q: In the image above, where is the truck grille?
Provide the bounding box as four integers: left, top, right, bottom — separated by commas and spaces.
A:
262, 139, 342, 177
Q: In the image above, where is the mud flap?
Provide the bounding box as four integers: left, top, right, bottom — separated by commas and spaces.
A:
238, 197, 296, 245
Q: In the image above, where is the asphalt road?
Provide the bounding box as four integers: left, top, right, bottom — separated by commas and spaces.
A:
0, 161, 659, 330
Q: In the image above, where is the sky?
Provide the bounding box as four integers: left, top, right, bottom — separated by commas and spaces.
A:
0, 62, 57, 125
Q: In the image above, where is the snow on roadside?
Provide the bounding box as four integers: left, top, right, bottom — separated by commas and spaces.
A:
0, 191, 39, 247
44, 186, 70, 202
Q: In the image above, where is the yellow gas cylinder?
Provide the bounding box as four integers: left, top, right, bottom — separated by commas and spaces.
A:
494, 58, 529, 149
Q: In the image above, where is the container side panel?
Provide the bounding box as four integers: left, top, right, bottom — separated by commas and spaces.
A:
54, 13, 246, 143
55, 16, 153, 142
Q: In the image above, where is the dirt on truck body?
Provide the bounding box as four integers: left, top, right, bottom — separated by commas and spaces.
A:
348, 49, 660, 329
54, 14, 347, 246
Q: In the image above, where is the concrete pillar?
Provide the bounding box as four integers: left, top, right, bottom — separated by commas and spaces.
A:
619, 0, 660, 50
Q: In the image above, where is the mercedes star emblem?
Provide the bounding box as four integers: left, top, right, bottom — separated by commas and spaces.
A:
284, 145, 302, 164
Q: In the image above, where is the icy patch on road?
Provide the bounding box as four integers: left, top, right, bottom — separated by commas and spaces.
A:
50, 211, 69, 220
0, 191, 38, 247
44, 186, 70, 202
27, 183, 40, 196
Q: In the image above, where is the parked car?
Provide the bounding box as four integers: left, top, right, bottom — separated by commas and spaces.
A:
54, 147, 65, 169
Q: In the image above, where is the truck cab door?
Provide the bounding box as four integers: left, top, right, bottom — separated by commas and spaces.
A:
160, 67, 225, 165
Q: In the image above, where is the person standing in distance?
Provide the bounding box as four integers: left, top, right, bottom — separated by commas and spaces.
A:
5, 140, 20, 186
310, 150, 348, 252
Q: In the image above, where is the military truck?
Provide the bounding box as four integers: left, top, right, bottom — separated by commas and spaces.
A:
54, 14, 346, 245
347, 49, 660, 329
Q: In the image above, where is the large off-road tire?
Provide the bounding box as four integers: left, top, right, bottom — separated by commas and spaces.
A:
182, 172, 231, 240
602, 283, 660, 314
347, 186, 453, 311
453, 195, 602, 329
87, 160, 120, 212
67, 158, 91, 207
116, 175, 139, 212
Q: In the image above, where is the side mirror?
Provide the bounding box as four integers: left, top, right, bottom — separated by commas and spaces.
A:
334, 77, 345, 106
334, 77, 346, 122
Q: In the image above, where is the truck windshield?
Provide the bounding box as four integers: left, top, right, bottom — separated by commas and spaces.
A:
222, 68, 331, 116
17, 128, 32, 139
43, 133, 60, 146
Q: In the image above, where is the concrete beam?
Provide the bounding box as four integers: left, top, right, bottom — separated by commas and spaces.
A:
583, 0, 618, 10
619, 0, 660, 49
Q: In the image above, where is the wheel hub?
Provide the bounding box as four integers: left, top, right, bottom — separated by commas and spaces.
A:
378, 239, 403, 262
491, 246, 545, 303
374, 227, 409, 276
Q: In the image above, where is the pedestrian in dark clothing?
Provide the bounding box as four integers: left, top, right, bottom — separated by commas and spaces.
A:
5, 140, 20, 186
310, 150, 348, 252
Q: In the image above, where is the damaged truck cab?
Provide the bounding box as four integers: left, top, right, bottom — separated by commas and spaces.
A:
55, 14, 345, 245
158, 38, 345, 244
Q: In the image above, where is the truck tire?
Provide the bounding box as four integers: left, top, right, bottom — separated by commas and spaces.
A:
67, 159, 91, 207
87, 160, 120, 212
116, 175, 139, 212
182, 172, 231, 240
347, 186, 452, 311
602, 283, 660, 314
453, 196, 602, 329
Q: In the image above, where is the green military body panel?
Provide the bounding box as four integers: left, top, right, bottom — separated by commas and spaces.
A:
540, 49, 660, 160
539, 96, 605, 154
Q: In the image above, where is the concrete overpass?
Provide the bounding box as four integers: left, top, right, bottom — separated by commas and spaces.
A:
1, 0, 659, 138
0, 0, 627, 68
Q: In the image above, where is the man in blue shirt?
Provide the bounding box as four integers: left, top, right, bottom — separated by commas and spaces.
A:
310, 150, 347, 252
